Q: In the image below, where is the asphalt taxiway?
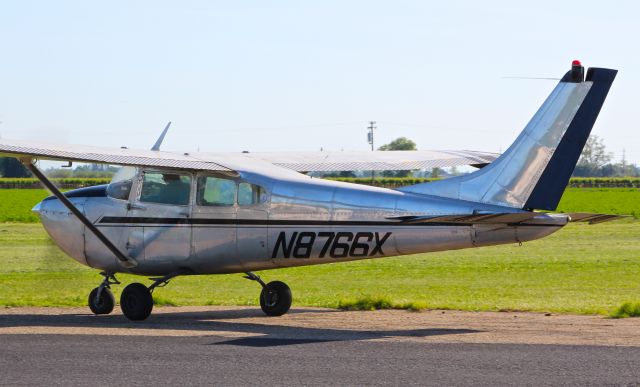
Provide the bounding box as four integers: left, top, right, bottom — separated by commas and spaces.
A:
2, 307, 640, 385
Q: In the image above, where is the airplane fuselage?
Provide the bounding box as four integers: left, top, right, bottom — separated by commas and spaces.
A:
34, 163, 567, 276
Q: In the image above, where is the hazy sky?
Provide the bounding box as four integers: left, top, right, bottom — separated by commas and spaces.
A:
1, 1, 638, 163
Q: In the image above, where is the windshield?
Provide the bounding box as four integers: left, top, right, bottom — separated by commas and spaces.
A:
106, 166, 136, 200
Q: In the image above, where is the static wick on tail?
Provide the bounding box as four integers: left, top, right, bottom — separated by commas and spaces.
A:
502, 60, 585, 81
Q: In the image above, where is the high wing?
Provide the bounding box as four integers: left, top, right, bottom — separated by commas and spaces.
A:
216, 149, 498, 172
0, 138, 232, 171
0, 137, 498, 172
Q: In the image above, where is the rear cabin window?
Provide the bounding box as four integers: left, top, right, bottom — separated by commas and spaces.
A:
140, 172, 192, 206
197, 176, 236, 206
238, 182, 266, 206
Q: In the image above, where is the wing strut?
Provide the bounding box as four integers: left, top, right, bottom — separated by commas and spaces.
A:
23, 159, 138, 269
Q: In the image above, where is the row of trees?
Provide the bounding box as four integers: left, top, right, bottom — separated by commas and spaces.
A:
574, 135, 640, 177
0, 158, 30, 178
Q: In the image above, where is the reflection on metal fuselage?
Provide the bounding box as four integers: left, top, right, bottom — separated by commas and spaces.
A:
34, 169, 568, 277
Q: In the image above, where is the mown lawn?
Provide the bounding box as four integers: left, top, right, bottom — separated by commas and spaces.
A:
0, 190, 50, 222
1, 220, 639, 315
556, 188, 640, 218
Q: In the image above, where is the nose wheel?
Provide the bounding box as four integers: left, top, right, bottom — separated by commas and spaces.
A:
88, 271, 119, 315
88, 287, 115, 315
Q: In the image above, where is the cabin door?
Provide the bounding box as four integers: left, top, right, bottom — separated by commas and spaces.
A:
126, 170, 193, 267
236, 182, 269, 267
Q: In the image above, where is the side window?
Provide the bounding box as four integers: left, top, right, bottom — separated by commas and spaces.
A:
238, 183, 266, 206
107, 166, 136, 200
139, 172, 192, 206
197, 176, 236, 206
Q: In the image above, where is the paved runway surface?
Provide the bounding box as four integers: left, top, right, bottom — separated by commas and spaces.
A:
2, 306, 640, 385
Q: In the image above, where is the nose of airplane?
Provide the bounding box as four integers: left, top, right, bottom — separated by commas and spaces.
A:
31, 201, 41, 215
34, 197, 88, 266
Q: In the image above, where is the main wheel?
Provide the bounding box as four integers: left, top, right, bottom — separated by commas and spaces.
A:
88, 287, 115, 315
120, 283, 153, 321
260, 281, 292, 317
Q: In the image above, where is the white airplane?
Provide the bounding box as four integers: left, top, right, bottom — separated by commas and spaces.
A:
0, 61, 621, 321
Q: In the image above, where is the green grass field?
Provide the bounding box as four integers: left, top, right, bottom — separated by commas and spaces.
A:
0, 190, 50, 222
0, 186, 638, 314
1, 220, 639, 315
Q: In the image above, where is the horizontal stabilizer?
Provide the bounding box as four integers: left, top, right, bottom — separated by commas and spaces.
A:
388, 212, 538, 225
568, 213, 627, 224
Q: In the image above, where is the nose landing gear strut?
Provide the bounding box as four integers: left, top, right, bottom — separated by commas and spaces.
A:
88, 272, 119, 315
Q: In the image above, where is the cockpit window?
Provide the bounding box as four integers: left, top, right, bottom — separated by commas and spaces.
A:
106, 166, 136, 200
140, 172, 192, 206
238, 182, 266, 206
197, 176, 236, 206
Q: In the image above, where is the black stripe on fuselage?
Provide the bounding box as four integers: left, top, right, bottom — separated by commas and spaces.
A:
97, 216, 561, 228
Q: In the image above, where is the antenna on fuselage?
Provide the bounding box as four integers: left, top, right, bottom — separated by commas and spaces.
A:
151, 121, 171, 151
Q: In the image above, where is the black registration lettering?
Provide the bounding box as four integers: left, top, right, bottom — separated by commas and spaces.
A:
317, 232, 335, 258
271, 231, 392, 259
272, 231, 298, 258
293, 232, 316, 258
330, 232, 353, 258
349, 232, 373, 257
370, 232, 392, 256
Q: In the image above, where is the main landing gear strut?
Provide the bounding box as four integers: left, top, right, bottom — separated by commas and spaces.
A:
245, 272, 292, 317
119, 271, 185, 321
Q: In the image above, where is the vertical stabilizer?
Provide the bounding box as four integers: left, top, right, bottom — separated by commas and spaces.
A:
399, 63, 617, 211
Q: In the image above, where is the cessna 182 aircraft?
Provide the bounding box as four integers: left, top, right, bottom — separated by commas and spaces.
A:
0, 61, 621, 321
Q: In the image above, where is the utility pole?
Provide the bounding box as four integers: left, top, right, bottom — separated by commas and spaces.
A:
367, 121, 376, 151
367, 121, 376, 183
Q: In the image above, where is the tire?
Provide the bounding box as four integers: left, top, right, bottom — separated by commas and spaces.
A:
260, 281, 292, 317
88, 287, 115, 315
120, 283, 153, 321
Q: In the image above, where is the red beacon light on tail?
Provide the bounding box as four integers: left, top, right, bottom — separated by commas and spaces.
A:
571, 59, 585, 82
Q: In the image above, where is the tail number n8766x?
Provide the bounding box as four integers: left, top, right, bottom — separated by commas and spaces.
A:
271, 231, 392, 259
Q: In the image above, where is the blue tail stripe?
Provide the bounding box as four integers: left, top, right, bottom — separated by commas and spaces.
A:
524, 68, 617, 210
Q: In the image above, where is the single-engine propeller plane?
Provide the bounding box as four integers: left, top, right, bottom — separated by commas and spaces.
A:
0, 61, 621, 321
